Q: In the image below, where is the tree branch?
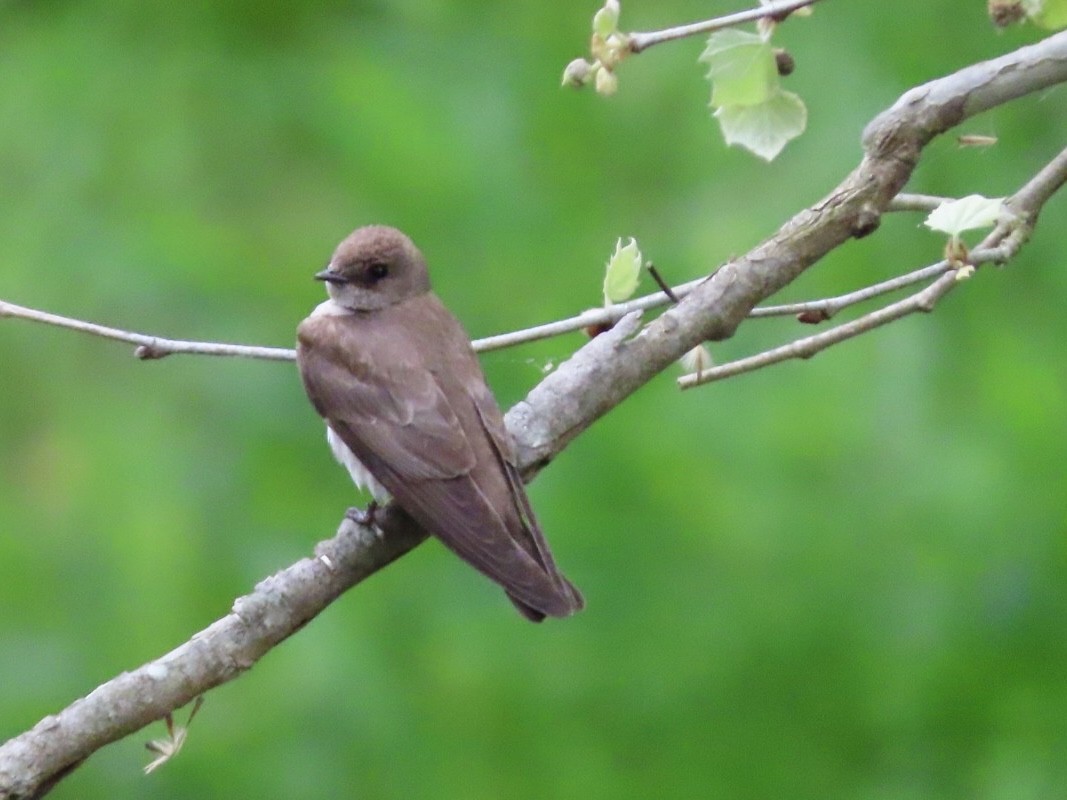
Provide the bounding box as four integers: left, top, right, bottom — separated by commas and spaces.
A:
887, 192, 955, 212
1005, 144, 1067, 222
0, 507, 428, 800
0, 300, 295, 362
0, 224, 966, 363
3, 27, 1067, 800
679, 142, 1067, 388
0, 256, 964, 373
748, 262, 951, 321
627, 0, 825, 54
508, 29, 1067, 467
679, 269, 960, 389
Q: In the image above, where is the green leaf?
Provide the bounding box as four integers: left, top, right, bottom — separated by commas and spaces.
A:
924, 195, 1005, 236
1023, 0, 1067, 28
603, 237, 643, 305
714, 89, 807, 161
699, 30, 778, 108
593, 0, 620, 38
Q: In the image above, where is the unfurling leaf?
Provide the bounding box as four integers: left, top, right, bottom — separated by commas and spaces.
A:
714, 90, 807, 161
590, 1, 630, 73
699, 30, 778, 107
603, 237, 643, 305
593, 0, 620, 38
924, 194, 1005, 236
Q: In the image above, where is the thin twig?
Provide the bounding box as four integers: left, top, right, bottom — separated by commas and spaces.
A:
0, 248, 1023, 363
750, 262, 951, 319
628, 0, 824, 54
677, 236, 1045, 389
646, 263, 680, 303
0, 300, 295, 362
679, 142, 1067, 389
678, 272, 960, 388
0, 282, 702, 360
0, 246, 947, 362
888, 193, 954, 212
0, 268, 889, 361
0, 191, 1001, 365
0, 173, 1047, 366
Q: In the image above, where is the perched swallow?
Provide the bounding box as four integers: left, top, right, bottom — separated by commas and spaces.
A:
296, 226, 583, 621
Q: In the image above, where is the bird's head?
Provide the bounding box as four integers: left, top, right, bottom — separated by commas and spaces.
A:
315, 226, 432, 311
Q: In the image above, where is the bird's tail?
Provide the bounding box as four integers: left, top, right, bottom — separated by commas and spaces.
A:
507, 576, 584, 622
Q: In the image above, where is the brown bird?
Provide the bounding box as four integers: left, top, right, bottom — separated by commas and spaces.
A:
296, 226, 583, 620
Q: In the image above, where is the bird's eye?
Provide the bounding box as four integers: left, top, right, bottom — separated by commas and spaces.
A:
367, 262, 389, 282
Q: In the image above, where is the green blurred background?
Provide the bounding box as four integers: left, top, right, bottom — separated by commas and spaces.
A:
2, 1, 1066, 798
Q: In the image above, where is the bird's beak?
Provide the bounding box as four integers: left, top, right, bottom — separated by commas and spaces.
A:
315, 268, 347, 285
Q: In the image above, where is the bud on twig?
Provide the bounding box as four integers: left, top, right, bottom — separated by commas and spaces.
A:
562, 58, 595, 88
774, 48, 795, 76
988, 0, 1026, 26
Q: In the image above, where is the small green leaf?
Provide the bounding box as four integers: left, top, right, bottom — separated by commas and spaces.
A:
924, 195, 1005, 236
593, 0, 620, 38
714, 89, 807, 161
603, 237, 643, 305
1023, 0, 1067, 28
699, 30, 778, 107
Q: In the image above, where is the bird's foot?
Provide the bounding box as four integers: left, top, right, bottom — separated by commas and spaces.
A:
345, 501, 384, 537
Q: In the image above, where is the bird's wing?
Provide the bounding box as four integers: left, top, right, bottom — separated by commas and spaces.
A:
298, 313, 476, 480
468, 385, 562, 572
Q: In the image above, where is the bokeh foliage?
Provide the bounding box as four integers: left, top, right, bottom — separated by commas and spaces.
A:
1, 1, 1066, 798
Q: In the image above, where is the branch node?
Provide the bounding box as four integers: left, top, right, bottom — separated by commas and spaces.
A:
135, 343, 169, 360
796, 309, 832, 325
851, 203, 882, 239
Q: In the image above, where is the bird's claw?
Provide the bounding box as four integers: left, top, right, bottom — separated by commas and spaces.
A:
344, 501, 384, 537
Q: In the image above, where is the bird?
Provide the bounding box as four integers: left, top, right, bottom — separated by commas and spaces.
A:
296, 225, 583, 621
